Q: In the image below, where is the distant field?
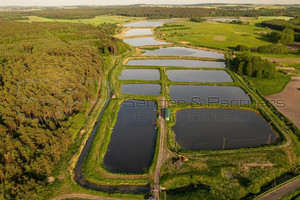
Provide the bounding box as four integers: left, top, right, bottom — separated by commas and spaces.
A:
258, 16, 293, 21
156, 17, 292, 50
19, 15, 145, 25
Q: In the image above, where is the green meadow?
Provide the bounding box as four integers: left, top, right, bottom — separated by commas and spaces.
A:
156, 17, 294, 50
246, 72, 291, 95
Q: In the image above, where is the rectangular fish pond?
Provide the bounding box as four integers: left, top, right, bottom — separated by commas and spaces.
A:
121, 84, 161, 96
142, 46, 224, 59
126, 59, 226, 68
169, 85, 251, 105
172, 108, 277, 150
104, 100, 157, 173
123, 28, 153, 37
166, 70, 232, 83
119, 69, 160, 81
123, 37, 169, 46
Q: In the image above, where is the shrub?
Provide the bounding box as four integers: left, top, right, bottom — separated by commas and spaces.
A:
235, 44, 250, 52
257, 45, 289, 54
270, 28, 295, 44
190, 17, 203, 23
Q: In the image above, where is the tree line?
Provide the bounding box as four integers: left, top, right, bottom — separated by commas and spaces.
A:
0, 6, 299, 20
232, 53, 277, 79
0, 19, 127, 199
262, 18, 300, 42
235, 44, 289, 54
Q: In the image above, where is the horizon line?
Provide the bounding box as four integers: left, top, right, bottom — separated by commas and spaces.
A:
1, 3, 300, 8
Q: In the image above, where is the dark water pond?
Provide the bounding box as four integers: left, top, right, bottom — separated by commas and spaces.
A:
126, 59, 226, 68
167, 70, 232, 82
104, 100, 157, 173
123, 37, 169, 46
74, 85, 151, 193
123, 28, 153, 37
173, 108, 277, 150
206, 18, 240, 21
122, 84, 161, 96
119, 69, 160, 81
169, 85, 251, 105
124, 20, 176, 27
142, 46, 224, 59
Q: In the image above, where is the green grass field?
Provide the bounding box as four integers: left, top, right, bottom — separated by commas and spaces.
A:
156, 17, 295, 51
156, 19, 274, 50
258, 16, 293, 21
246, 72, 291, 95
20, 15, 145, 25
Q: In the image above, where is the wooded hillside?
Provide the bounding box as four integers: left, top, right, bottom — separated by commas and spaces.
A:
0, 20, 127, 199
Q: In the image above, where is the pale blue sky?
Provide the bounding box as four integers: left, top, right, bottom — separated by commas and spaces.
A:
0, 0, 298, 7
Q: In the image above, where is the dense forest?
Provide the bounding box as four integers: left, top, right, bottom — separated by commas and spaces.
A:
0, 19, 127, 199
0, 6, 299, 20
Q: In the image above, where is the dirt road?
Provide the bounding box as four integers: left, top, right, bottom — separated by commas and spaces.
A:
153, 116, 166, 200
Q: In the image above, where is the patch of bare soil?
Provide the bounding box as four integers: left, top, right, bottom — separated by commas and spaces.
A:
266, 77, 300, 129
212, 35, 226, 41
287, 43, 300, 50
266, 58, 300, 64
179, 41, 191, 45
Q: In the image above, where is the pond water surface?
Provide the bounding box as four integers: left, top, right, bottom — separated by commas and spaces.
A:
122, 84, 161, 95
169, 85, 251, 105
167, 70, 232, 82
104, 100, 157, 173
123, 28, 153, 37
124, 20, 176, 27
126, 59, 226, 68
119, 69, 160, 81
123, 37, 169, 46
206, 18, 240, 21
142, 46, 224, 59
173, 108, 277, 150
